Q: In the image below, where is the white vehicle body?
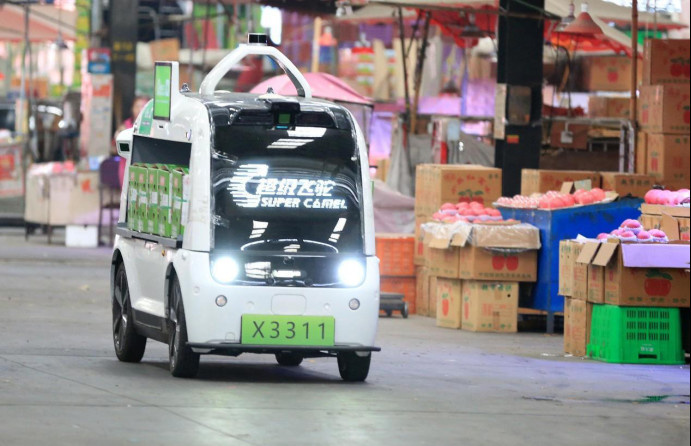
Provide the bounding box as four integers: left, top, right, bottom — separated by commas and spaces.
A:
111, 38, 379, 378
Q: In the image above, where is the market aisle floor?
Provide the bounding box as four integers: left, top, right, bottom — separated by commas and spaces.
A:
0, 228, 688, 446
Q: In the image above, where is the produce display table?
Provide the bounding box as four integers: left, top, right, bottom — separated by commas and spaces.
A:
498, 198, 643, 332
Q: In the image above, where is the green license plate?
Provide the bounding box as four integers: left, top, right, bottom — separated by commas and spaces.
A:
241, 315, 335, 346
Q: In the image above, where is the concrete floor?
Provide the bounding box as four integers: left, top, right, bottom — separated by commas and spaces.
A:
0, 228, 688, 446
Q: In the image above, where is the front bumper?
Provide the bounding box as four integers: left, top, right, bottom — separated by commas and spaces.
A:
173, 250, 380, 347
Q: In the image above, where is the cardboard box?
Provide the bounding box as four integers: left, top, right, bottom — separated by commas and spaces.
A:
573, 242, 598, 301
376, 233, 415, 276
635, 131, 648, 175
646, 134, 691, 184
429, 275, 438, 316
590, 241, 691, 307
435, 278, 462, 329
415, 267, 431, 317
171, 167, 190, 238
581, 56, 641, 92
563, 298, 594, 357
643, 39, 691, 86
548, 122, 590, 151
414, 164, 502, 216
638, 85, 691, 134
414, 216, 430, 266
424, 222, 540, 281
600, 172, 655, 198
639, 205, 690, 241
588, 96, 631, 119
558, 240, 575, 297
587, 261, 605, 304
381, 276, 417, 315
461, 281, 519, 333
521, 169, 601, 195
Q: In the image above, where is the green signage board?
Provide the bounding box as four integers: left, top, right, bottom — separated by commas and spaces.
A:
153, 62, 172, 121
138, 101, 153, 136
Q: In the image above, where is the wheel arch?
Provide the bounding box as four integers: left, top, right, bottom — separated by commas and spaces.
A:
164, 262, 177, 318
110, 249, 124, 299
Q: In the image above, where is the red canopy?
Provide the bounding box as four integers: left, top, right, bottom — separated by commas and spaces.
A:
251, 72, 374, 106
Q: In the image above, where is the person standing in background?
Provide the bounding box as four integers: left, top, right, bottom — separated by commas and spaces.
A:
115, 96, 150, 188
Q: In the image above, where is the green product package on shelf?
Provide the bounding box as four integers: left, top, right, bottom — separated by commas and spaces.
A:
127, 165, 140, 231
171, 167, 190, 239
135, 165, 149, 233
156, 164, 180, 238
126, 163, 188, 240
146, 167, 158, 234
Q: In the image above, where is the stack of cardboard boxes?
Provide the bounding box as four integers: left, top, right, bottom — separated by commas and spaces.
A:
413, 164, 504, 321
127, 163, 189, 238
520, 169, 654, 199
560, 239, 690, 357
376, 234, 417, 314
637, 39, 691, 190
422, 222, 541, 332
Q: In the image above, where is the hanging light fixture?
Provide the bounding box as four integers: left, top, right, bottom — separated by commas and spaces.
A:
561, 2, 603, 36
555, 1, 576, 32
460, 13, 485, 39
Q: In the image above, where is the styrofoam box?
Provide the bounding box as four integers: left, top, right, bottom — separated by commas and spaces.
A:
65, 225, 99, 248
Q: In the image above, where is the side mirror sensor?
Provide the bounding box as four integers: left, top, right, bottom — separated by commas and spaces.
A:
116, 128, 134, 159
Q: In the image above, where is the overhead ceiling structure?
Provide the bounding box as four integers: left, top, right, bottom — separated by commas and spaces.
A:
0, 3, 77, 42
365, 0, 686, 55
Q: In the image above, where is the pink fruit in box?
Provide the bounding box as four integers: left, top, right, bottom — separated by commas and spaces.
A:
637, 231, 653, 242
597, 233, 610, 240
488, 209, 502, 217
644, 189, 657, 204
442, 209, 458, 216
469, 201, 484, 209
618, 230, 637, 242
456, 202, 469, 209
432, 212, 444, 221
591, 188, 606, 202
459, 208, 473, 216
611, 229, 624, 236
562, 195, 576, 207
658, 190, 673, 205
441, 203, 457, 211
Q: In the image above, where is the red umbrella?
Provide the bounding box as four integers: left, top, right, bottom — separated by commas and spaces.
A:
251, 72, 373, 106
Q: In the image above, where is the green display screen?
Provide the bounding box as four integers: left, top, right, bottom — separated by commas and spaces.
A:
153, 63, 172, 121
278, 113, 291, 125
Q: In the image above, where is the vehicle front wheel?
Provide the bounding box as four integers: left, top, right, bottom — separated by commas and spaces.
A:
275, 352, 303, 366
112, 263, 147, 362
168, 276, 200, 378
337, 351, 371, 382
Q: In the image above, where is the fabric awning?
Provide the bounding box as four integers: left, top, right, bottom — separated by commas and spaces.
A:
0, 4, 77, 42
251, 72, 374, 106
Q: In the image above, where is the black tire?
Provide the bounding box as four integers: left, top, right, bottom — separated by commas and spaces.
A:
275, 352, 303, 367
337, 351, 371, 382
168, 276, 200, 378
401, 303, 409, 319
385, 310, 392, 317
112, 263, 147, 362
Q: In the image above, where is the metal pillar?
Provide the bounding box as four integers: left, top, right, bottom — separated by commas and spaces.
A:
494, 0, 545, 198
109, 0, 139, 130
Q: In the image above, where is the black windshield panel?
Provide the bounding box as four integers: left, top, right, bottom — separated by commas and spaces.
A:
212, 125, 363, 255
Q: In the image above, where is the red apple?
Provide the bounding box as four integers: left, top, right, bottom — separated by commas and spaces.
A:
670, 63, 683, 77
492, 256, 506, 271
506, 256, 519, 271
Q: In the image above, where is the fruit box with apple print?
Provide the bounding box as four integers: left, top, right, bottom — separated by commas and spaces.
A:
589, 240, 690, 307
451, 223, 540, 282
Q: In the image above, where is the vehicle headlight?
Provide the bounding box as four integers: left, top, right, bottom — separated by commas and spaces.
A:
211, 257, 240, 283
338, 259, 365, 287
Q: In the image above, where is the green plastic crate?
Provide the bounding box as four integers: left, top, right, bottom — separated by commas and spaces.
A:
587, 305, 684, 365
